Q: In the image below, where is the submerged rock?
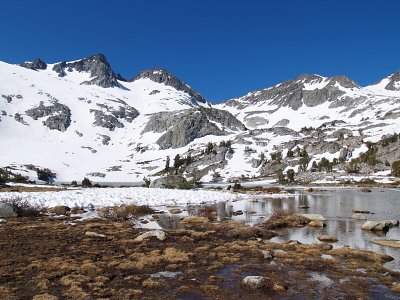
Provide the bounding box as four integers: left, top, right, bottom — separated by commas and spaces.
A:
317, 235, 338, 242
134, 230, 167, 242
372, 240, 400, 248
300, 214, 326, 221
351, 213, 368, 220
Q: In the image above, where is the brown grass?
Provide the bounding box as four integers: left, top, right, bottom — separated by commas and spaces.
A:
97, 204, 154, 220
263, 209, 309, 229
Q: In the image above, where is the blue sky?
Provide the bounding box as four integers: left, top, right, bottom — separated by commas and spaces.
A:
1, 0, 399, 102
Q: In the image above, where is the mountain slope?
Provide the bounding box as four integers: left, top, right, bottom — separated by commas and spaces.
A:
1, 54, 400, 183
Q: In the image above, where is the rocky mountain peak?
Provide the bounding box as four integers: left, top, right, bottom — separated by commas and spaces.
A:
19, 58, 47, 71
131, 68, 207, 104
384, 70, 400, 91
52, 53, 124, 88
326, 75, 360, 89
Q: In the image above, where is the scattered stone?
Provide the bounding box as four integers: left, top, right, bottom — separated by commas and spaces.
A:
351, 213, 367, 220
151, 271, 182, 278
169, 208, 182, 214
359, 188, 372, 193
309, 220, 325, 227
361, 221, 389, 231
300, 214, 326, 221
298, 205, 310, 209
48, 205, 71, 216
317, 235, 338, 242
180, 216, 209, 224
372, 240, 400, 248
242, 276, 272, 290
260, 250, 274, 259
0, 218, 7, 224
0, 203, 18, 217
352, 209, 371, 214
134, 230, 167, 242
32, 294, 58, 300
85, 231, 107, 238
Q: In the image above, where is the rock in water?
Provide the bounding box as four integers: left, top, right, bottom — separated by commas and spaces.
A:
372, 240, 400, 248
361, 221, 389, 232
134, 230, 167, 242
242, 276, 272, 290
351, 213, 367, 220
300, 214, 326, 221
317, 235, 338, 242
309, 220, 325, 227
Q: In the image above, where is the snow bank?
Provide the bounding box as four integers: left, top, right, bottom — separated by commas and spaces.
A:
0, 187, 290, 208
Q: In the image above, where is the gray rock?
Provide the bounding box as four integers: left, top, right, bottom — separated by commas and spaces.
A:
0, 203, 17, 217
361, 221, 389, 231
317, 235, 338, 242
260, 250, 274, 259
309, 220, 325, 227
14, 113, 28, 125
131, 68, 207, 105
149, 108, 245, 149
86, 172, 106, 178
52, 54, 124, 88
99, 135, 111, 145
351, 213, 367, 220
242, 276, 272, 290
19, 58, 47, 70
26, 101, 71, 132
384, 71, 400, 91
90, 109, 124, 131
300, 214, 326, 221
150, 175, 188, 189
134, 230, 167, 242
0, 218, 7, 224
339, 147, 349, 161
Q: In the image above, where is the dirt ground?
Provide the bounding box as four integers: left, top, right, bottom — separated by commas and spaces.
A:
1, 216, 400, 299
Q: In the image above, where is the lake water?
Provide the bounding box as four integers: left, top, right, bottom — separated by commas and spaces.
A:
144, 186, 400, 269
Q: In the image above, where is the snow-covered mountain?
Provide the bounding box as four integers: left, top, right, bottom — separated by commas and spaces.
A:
1, 54, 399, 182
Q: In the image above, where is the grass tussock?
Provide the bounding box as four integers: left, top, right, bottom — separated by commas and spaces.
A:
97, 204, 155, 221
263, 209, 309, 229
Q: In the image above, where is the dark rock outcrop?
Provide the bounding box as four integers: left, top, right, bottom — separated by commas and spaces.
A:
26, 101, 71, 132
52, 54, 124, 88
19, 59, 47, 70
384, 71, 400, 91
131, 68, 207, 105
149, 175, 188, 189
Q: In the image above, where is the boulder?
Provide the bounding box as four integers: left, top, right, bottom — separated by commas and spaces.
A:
372, 240, 400, 248
383, 220, 399, 227
48, 206, 71, 216
242, 276, 272, 290
150, 175, 188, 189
85, 231, 106, 238
169, 208, 182, 214
260, 250, 274, 259
351, 213, 367, 220
300, 214, 326, 221
361, 221, 389, 231
0, 218, 7, 224
309, 220, 325, 227
0, 203, 17, 217
134, 230, 167, 242
317, 235, 338, 242
180, 216, 209, 224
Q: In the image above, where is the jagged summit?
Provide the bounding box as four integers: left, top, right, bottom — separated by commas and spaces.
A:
51, 53, 124, 88
19, 58, 47, 71
131, 68, 207, 104
384, 70, 400, 91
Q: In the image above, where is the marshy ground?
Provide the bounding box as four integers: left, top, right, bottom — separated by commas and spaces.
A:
1, 212, 400, 299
